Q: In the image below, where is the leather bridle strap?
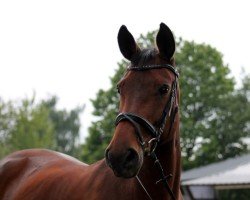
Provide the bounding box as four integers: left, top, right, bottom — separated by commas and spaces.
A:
115, 113, 146, 147
156, 79, 178, 138
115, 113, 158, 145
127, 64, 179, 77
151, 152, 176, 200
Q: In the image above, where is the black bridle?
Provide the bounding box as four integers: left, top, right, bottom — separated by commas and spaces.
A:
115, 64, 179, 200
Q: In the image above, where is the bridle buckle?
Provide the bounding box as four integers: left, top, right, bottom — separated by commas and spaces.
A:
144, 137, 158, 156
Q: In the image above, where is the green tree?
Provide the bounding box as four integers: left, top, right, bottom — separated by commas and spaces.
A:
42, 96, 84, 157
0, 97, 56, 158
0, 99, 15, 158
82, 31, 250, 169
0, 95, 84, 159
9, 98, 55, 151
176, 41, 248, 169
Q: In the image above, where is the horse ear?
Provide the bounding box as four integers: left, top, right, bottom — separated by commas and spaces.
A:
118, 25, 140, 61
156, 23, 175, 60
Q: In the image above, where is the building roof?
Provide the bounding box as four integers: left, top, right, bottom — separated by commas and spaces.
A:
181, 154, 250, 187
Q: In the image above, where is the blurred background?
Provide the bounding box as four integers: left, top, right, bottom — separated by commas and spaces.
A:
0, 0, 249, 199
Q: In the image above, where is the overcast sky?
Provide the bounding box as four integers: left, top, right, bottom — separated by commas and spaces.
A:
0, 0, 249, 140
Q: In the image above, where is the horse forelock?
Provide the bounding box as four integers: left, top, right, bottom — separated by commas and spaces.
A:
131, 48, 158, 66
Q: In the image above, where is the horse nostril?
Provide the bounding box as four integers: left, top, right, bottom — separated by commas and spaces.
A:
124, 148, 139, 166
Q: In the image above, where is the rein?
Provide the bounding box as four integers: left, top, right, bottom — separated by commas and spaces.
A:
115, 64, 179, 200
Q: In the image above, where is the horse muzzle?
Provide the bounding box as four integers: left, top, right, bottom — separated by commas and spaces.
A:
105, 148, 142, 178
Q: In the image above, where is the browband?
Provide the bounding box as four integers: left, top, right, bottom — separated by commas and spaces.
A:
127, 64, 179, 77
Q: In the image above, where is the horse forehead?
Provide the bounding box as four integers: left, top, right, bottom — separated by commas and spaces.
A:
124, 69, 174, 87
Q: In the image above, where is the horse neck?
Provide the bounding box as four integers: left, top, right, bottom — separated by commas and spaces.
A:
136, 124, 181, 200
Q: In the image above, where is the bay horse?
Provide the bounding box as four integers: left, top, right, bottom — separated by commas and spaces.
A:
0, 23, 182, 200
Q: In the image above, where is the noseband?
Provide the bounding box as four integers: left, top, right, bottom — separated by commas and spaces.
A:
115, 63, 179, 200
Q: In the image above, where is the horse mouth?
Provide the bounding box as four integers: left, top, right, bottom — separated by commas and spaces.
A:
111, 165, 140, 178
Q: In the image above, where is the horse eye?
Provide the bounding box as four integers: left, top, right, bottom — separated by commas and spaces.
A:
159, 84, 169, 95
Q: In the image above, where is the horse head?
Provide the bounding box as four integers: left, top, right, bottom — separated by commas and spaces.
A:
105, 23, 179, 179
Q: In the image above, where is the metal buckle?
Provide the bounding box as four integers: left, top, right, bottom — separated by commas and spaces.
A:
144, 138, 158, 156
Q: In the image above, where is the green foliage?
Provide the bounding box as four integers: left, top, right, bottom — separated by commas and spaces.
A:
0, 96, 83, 159
175, 40, 247, 169
0, 97, 55, 158
82, 31, 250, 170
0, 99, 15, 158
9, 98, 55, 150
42, 96, 83, 158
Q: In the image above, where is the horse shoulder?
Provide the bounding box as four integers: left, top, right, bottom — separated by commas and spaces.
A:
0, 149, 88, 200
